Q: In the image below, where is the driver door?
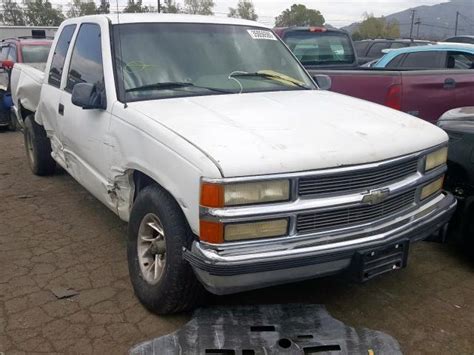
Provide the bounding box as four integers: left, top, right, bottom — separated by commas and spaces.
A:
59, 23, 112, 201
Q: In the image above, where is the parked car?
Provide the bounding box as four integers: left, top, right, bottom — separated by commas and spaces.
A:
437, 107, 474, 244
12, 14, 456, 314
444, 35, 474, 45
355, 39, 432, 64
372, 44, 474, 69
0, 37, 52, 130
274, 27, 358, 69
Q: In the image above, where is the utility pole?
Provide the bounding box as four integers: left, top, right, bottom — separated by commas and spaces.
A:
454, 11, 460, 35
157, 0, 161, 13
409, 9, 416, 39
415, 17, 421, 39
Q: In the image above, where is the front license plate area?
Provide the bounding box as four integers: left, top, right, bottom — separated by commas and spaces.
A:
354, 241, 409, 282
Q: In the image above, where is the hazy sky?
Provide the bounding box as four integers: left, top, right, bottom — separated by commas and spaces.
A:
53, 0, 452, 27
212, 0, 446, 26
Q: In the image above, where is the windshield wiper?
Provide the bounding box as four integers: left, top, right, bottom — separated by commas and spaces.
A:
126, 82, 232, 94
229, 70, 311, 89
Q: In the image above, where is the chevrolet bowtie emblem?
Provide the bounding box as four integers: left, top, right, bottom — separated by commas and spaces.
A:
362, 188, 390, 205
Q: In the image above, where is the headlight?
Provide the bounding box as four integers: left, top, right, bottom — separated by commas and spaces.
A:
225, 219, 288, 241
201, 180, 290, 207
425, 147, 448, 171
200, 219, 288, 243
420, 176, 444, 200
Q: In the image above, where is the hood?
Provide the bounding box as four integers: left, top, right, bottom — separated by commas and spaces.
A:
131, 90, 448, 177
438, 107, 474, 135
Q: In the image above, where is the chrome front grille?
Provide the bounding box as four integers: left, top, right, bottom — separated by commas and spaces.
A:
298, 158, 419, 196
296, 189, 417, 234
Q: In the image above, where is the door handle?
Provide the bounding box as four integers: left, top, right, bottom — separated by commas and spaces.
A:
443, 78, 456, 89
58, 103, 64, 115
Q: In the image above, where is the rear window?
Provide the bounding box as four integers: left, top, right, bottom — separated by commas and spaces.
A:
354, 41, 370, 56
21, 44, 52, 63
283, 31, 355, 66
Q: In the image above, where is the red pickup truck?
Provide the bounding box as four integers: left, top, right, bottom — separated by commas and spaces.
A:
308, 69, 474, 124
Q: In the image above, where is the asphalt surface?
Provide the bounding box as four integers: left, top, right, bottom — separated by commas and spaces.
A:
1, 129, 474, 354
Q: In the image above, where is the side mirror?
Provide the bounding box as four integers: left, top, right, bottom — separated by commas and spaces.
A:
71, 82, 106, 110
313, 74, 332, 90
1, 60, 14, 70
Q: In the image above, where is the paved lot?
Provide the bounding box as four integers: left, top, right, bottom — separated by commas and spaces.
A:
1, 130, 474, 354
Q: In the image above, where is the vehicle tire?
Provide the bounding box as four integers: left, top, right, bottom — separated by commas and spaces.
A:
127, 184, 205, 314
23, 115, 56, 176
8, 111, 17, 131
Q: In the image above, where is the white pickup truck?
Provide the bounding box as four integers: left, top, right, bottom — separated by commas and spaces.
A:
11, 14, 456, 314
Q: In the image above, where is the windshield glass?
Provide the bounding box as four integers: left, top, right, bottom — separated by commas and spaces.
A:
283, 31, 355, 66
21, 44, 52, 63
113, 23, 315, 102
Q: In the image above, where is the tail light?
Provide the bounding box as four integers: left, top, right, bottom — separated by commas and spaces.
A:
385, 84, 402, 111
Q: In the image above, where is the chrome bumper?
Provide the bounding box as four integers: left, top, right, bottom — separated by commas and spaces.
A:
184, 192, 456, 295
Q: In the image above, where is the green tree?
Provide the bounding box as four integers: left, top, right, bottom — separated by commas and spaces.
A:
96, 0, 109, 14
184, 0, 214, 15
67, 0, 97, 17
352, 13, 400, 40
0, 0, 25, 25
123, 0, 150, 13
275, 4, 324, 27
25, 0, 65, 26
163, 0, 179, 13
228, 0, 257, 21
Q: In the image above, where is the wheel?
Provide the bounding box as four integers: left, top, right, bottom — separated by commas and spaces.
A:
127, 184, 205, 314
23, 115, 56, 176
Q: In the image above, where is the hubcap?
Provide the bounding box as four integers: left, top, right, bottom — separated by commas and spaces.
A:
137, 213, 166, 285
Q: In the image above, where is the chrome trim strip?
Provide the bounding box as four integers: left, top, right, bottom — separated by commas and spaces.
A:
200, 165, 446, 222
193, 193, 453, 263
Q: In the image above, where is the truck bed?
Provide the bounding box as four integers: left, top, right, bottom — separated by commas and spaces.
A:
11, 63, 45, 116
309, 68, 474, 123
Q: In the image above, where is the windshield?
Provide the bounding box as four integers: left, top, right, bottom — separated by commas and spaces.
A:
283, 31, 355, 66
21, 44, 52, 63
112, 23, 315, 102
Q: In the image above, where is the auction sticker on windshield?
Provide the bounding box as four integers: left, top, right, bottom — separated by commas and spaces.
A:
247, 29, 277, 41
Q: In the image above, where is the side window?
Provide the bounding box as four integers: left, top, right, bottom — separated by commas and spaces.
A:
65, 23, 104, 93
48, 25, 76, 88
400, 51, 445, 69
386, 54, 406, 68
448, 51, 474, 69
367, 42, 390, 57
7, 45, 17, 62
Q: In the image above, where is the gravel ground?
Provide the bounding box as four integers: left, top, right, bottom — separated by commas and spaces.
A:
1, 130, 473, 354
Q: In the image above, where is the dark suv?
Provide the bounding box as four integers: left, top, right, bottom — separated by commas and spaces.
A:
437, 107, 474, 245
274, 27, 358, 69
355, 39, 433, 65
0, 37, 52, 130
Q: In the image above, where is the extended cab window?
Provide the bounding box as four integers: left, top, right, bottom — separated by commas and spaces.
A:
400, 51, 445, 69
65, 23, 104, 93
48, 25, 76, 88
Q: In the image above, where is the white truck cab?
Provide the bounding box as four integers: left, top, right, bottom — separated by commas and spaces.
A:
12, 14, 456, 314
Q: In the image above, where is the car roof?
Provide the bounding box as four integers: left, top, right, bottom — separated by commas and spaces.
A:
382, 43, 474, 56
274, 26, 347, 33
357, 38, 430, 43
63, 13, 267, 28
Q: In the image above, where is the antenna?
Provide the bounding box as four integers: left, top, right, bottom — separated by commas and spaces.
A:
116, 0, 128, 108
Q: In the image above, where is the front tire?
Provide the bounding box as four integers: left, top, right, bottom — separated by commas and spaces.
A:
127, 184, 204, 314
24, 115, 56, 176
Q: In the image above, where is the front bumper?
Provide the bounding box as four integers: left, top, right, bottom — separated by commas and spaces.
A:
184, 192, 456, 295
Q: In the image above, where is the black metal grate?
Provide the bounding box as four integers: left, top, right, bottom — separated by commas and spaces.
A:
298, 158, 418, 196
296, 190, 416, 234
